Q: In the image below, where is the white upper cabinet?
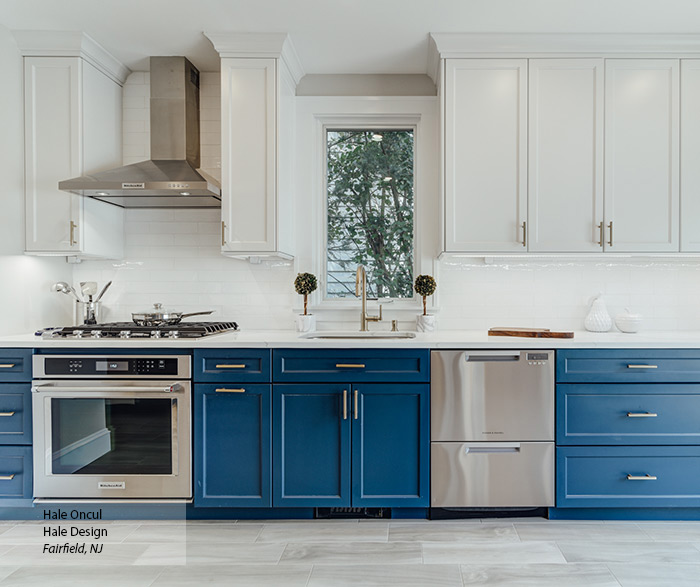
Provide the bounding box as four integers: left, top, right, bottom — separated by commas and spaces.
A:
443, 59, 527, 253
681, 60, 700, 252
528, 59, 604, 252
206, 33, 302, 260
604, 59, 679, 252
18, 32, 128, 259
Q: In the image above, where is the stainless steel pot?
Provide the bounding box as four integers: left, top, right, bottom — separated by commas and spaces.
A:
132, 303, 214, 326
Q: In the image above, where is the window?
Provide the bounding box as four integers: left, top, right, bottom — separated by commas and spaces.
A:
325, 129, 415, 299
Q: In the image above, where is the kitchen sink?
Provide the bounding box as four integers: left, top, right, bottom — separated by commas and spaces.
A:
299, 330, 417, 339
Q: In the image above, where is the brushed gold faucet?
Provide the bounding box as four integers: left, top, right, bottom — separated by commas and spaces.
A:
355, 265, 382, 331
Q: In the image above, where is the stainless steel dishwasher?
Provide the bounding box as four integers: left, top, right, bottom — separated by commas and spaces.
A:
431, 350, 554, 508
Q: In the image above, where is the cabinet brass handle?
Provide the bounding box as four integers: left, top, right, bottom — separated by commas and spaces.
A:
0, 475, 15, 481
336, 364, 365, 369
342, 389, 347, 420
354, 389, 358, 420
0, 412, 15, 417
627, 474, 657, 481
627, 412, 657, 418
221, 221, 226, 246
215, 364, 246, 369
215, 388, 245, 393
597, 221, 604, 247
0, 365, 15, 369
608, 221, 613, 247
521, 221, 527, 247
70, 221, 77, 246
627, 364, 658, 369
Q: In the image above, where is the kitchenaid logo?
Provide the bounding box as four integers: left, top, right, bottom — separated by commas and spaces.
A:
98, 482, 125, 490
482, 431, 504, 435
121, 182, 145, 189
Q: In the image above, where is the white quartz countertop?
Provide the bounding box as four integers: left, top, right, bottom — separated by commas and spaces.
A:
2, 330, 700, 349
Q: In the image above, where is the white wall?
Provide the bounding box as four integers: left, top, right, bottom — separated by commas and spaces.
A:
0, 25, 73, 335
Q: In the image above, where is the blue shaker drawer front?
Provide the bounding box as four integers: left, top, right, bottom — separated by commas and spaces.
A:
0, 350, 32, 383
557, 350, 700, 383
273, 349, 430, 383
0, 384, 32, 445
194, 350, 271, 382
0, 446, 32, 504
557, 384, 700, 445
557, 446, 700, 508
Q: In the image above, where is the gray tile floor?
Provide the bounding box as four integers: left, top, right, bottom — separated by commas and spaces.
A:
0, 518, 698, 585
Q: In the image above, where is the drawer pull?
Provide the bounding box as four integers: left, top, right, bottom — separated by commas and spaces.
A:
336, 364, 365, 369
627, 364, 658, 369
0, 475, 15, 481
0, 365, 15, 369
0, 412, 15, 417
627, 474, 657, 481
215, 364, 246, 369
627, 412, 658, 418
215, 388, 246, 393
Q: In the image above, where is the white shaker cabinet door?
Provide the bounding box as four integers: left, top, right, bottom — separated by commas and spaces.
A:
444, 59, 528, 253
24, 57, 81, 253
681, 60, 700, 252
220, 58, 277, 254
604, 59, 679, 252
528, 59, 604, 252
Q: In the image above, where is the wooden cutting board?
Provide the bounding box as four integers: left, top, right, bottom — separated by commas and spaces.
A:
488, 327, 574, 339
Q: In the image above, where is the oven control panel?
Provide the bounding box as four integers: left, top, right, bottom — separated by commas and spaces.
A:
38, 356, 185, 377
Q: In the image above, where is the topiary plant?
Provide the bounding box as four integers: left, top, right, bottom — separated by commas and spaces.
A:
294, 272, 318, 316
414, 274, 437, 316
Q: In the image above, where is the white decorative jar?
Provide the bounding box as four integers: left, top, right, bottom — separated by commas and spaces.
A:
615, 309, 642, 333
295, 314, 316, 333
416, 314, 436, 333
584, 295, 612, 332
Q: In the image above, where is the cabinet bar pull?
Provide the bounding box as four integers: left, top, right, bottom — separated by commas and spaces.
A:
627, 412, 657, 418
597, 221, 604, 247
627, 474, 657, 481
0, 475, 15, 481
221, 221, 226, 246
336, 364, 365, 369
521, 221, 527, 247
342, 389, 347, 420
0, 412, 15, 417
215, 388, 245, 393
69, 221, 77, 246
215, 364, 246, 369
354, 389, 358, 420
607, 221, 613, 247
627, 364, 658, 369
0, 365, 15, 369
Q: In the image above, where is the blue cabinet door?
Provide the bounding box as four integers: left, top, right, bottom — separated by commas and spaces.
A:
0, 446, 32, 506
273, 384, 351, 507
352, 384, 429, 507
0, 384, 32, 445
195, 384, 271, 507
0, 350, 32, 383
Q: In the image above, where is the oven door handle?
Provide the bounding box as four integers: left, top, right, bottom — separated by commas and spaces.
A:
31, 383, 184, 393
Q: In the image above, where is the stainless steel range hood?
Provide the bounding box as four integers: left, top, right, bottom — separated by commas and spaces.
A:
59, 57, 221, 208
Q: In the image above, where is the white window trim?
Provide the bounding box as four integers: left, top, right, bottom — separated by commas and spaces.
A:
293, 96, 440, 319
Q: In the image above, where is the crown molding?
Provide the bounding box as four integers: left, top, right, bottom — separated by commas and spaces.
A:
430, 32, 700, 59
12, 30, 130, 85
204, 32, 305, 87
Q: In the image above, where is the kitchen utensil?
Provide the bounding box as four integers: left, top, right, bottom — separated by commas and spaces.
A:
51, 281, 82, 302
615, 308, 642, 333
77, 301, 101, 325
488, 327, 574, 339
584, 294, 612, 332
80, 281, 98, 301
131, 303, 214, 327
95, 280, 113, 302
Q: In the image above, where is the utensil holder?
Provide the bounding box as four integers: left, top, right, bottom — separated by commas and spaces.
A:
76, 301, 101, 325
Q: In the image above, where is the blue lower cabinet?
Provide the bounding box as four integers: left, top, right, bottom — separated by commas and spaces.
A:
0, 446, 32, 506
352, 384, 429, 507
273, 384, 351, 507
557, 445, 700, 508
195, 384, 271, 507
0, 384, 32, 445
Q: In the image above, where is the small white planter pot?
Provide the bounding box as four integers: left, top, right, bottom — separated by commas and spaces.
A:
296, 314, 316, 333
416, 314, 436, 333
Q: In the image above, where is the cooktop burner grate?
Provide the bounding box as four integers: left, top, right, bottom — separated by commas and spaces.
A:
49, 321, 239, 339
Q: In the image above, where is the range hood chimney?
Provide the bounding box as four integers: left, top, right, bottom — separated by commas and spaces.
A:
58, 57, 221, 208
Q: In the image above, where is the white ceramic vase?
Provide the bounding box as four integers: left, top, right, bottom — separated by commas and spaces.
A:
416, 314, 436, 333
295, 314, 316, 333
584, 295, 612, 332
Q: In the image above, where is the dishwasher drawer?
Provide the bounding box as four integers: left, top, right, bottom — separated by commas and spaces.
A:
431, 442, 554, 507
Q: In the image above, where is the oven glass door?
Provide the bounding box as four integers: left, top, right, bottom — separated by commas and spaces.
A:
50, 397, 173, 476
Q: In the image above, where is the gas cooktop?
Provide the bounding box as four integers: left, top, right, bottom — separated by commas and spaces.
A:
42, 321, 239, 340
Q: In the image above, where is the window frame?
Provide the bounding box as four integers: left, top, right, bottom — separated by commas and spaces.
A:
323, 124, 417, 302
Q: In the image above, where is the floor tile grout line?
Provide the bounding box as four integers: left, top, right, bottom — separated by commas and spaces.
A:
144, 565, 168, 587
604, 563, 626, 587
304, 563, 314, 587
